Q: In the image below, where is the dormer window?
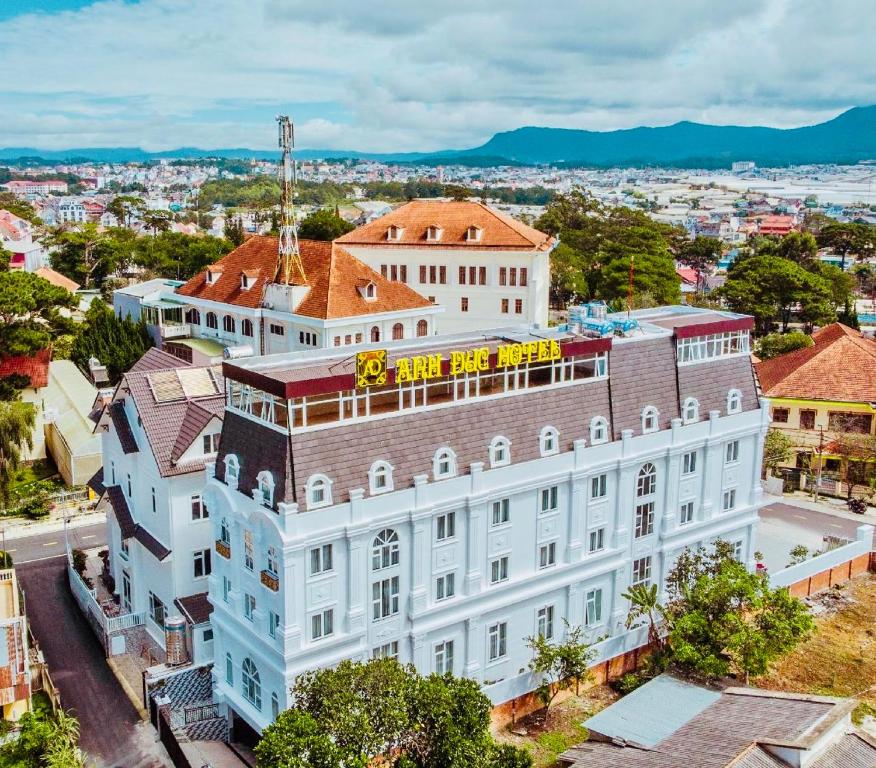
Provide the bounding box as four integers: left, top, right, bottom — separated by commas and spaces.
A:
256, 471, 274, 508
540, 426, 559, 457
433, 447, 457, 480
306, 474, 333, 510
206, 268, 222, 285
682, 397, 700, 424
425, 225, 443, 242
369, 461, 394, 495
357, 280, 377, 301
590, 416, 609, 445
465, 226, 483, 242
489, 436, 511, 468
240, 269, 259, 290
386, 225, 404, 241
224, 454, 240, 487
727, 389, 742, 415
642, 406, 660, 434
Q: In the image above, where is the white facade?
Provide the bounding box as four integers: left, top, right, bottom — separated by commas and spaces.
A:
343, 245, 551, 335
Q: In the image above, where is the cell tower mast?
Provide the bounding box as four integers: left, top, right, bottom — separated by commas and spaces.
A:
276, 115, 305, 284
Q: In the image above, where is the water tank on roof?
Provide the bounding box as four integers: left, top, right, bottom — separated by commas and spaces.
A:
223, 345, 254, 360
165, 615, 188, 666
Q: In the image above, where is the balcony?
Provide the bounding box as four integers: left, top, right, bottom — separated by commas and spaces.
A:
215, 540, 231, 559
160, 323, 191, 340
260, 570, 279, 592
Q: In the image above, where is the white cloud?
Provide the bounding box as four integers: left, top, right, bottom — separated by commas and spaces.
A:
0, 0, 874, 150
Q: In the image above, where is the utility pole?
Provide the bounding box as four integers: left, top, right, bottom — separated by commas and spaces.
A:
276, 115, 305, 285
813, 426, 825, 502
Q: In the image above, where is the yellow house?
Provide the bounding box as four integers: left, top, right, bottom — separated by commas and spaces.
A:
756, 323, 876, 492
0, 568, 31, 721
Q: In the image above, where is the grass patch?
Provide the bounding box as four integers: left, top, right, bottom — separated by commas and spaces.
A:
755, 575, 876, 711
8, 459, 57, 491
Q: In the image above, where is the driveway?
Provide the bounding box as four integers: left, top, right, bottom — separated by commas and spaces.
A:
757, 502, 874, 572
18, 556, 170, 768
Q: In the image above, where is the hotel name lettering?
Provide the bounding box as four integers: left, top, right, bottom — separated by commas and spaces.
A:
356, 339, 562, 388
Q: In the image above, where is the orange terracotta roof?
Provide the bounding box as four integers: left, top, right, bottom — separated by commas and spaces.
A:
0, 348, 50, 389
176, 236, 432, 320
756, 323, 876, 402
336, 200, 554, 250
35, 267, 79, 293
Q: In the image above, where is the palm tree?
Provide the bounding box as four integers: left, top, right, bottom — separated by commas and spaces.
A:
0, 402, 35, 506
622, 583, 665, 649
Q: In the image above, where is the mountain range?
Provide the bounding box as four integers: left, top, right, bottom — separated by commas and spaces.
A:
3, 106, 876, 168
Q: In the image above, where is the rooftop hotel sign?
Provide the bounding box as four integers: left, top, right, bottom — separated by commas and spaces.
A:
356, 339, 562, 389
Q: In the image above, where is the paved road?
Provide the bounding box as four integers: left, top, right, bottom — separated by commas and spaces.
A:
5, 522, 107, 564
16, 536, 169, 766
758, 502, 873, 572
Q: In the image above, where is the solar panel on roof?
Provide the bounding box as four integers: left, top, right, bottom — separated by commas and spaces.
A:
177, 367, 220, 398
148, 369, 185, 402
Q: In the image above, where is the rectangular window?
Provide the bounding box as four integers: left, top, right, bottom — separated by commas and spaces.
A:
634, 502, 655, 538
490, 556, 509, 584
372, 576, 400, 620
591, 474, 607, 499
479, 266, 487, 285
373, 641, 399, 660
499, 267, 507, 286
632, 556, 652, 586
270, 323, 284, 336
488, 621, 507, 661
828, 412, 873, 434
202, 433, 220, 454
501, 298, 509, 314
725, 440, 740, 464
148, 592, 165, 626
439, 266, 446, 284
680, 501, 695, 525
311, 608, 334, 640
469, 266, 477, 285
723, 489, 737, 512
540, 486, 558, 513
193, 548, 212, 578
244, 593, 256, 621
509, 267, 517, 286
520, 267, 528, 287
435, 640, 454, 674
244, 530, 254, 571
436, 511, 455, 541
585, 588, 603, 626
436, 572, 455, 601
800, 409, 816, 430
381, 265, 388, 278
732, 540, 744, 562
459, 266, 466, 285
588, 527, 605, 553
537, 605, 554, 639
268, 611, 280, 638
772, 407, 789, 423
420, 265, 427, 283
491, 498, 510, 526
309, 544, 333, 575
390, 265, 398, 282
222, 576, 231, 603
515, 299, 523, 314
191, 494, 208, 521
226, 654, 233, 684
461, 297, 469, 312
683, 451, 697, 475
429, 265, 436, 284
400, 265, 407, 283
126, 473, 132, 497
538, 542, 557, 569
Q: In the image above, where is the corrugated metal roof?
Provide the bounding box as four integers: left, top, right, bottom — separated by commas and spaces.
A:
584, 675, 721, 748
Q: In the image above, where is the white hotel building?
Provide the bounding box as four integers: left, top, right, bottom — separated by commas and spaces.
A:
203, 305, 767, 738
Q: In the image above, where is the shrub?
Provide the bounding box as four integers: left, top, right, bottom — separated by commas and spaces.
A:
71, 549, 87, 575
611, 672, 646, 695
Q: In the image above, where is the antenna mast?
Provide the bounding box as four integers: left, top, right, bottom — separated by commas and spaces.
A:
276, 115, 305, 284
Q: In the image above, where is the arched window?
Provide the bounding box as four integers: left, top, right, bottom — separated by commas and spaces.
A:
223, 315, 236, 334
306, 475, 332, 509
242, 658, 261, 710
392, 323, 404, 340
256, 471, 274, 507
590, 416, 609, 445
220, 517, 230, 545
540, 426, 559, 457
727, 389, 742, 415
371, 326, 380, 343
185, 308, 200, 325
241, 318, 254, 337
641, 406, 660, 434
433, 447, 457, 479
372, 529, 399, 571
224, 454, 239, 485
682, 397, 699, 424
416, 319, 428, 337
369, 461, 394, 495
637, 463, 657, 497
271, 692, 280, 720
206, 312, 218, 330
489, 436, 511, 468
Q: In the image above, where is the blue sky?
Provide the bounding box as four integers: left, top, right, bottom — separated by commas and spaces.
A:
1, 0, 875, 151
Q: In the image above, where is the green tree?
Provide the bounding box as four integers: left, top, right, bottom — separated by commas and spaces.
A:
549, 243, 589, 306
71, 300, 153, 385
676, 235, 722, 295
106, 195, 144, 227
0, 243, 10, 272
256, 710, 341, 768
598, 230, 681, 306
526, 621, 594, 716
131, 231, 232, 279
47, 222, 116, 288
225, 214, 245, 247
817, 222, 876, 270
0, 271, 75, 357
623, 582, 664, 648
775, 231, 818, 267
754, 331, 813, 360
666, 540, 813, 683
0, 402, 35, 505
298, 208, 355, 241
763, 429, 793, 477
0, 708, 85, 767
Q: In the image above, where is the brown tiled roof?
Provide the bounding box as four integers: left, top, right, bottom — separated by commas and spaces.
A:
134, 526, 171, 561
108, 401, 138, 454
176, 236, 432, 319
170, 401, 217, 463
336, 200, 554, 250
175, 593, 213, 625
755, 323, 876, 402
106, 484, 171, 560
129, 348, 189, 373
34, 267, 79, 293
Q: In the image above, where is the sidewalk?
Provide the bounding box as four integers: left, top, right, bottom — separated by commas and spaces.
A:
765, 491, 876, 525
0, 506, 106, 541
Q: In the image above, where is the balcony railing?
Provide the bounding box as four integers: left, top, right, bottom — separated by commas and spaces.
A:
160, 323, 191, 340
215, 540, 231, 559
260, 570, 279, 592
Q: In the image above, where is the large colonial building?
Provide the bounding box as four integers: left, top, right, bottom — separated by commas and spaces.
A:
337, 200, 555, 334
203, 305, 767, 734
